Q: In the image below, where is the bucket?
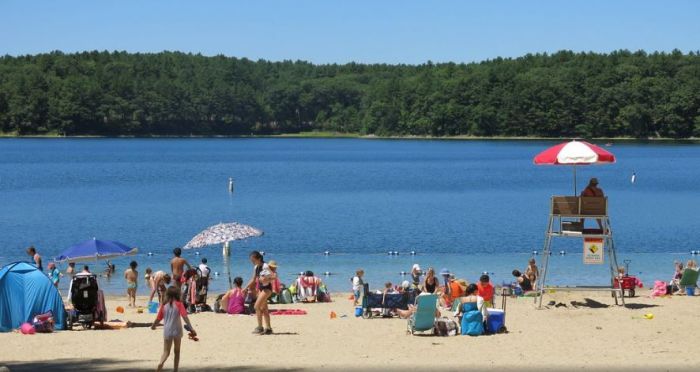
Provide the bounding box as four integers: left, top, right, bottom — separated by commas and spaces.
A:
686, 287, 695, 296
354, 306, 362, 317
148, 301, 159, 314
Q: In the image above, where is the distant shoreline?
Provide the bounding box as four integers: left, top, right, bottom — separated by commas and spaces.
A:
1, 131, 699, 143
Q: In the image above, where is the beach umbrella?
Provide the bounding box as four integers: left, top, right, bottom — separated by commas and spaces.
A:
183, 222, 263, 250
55, 238, 138, 263
533, 139, 615, 194
183, 222, 263, 288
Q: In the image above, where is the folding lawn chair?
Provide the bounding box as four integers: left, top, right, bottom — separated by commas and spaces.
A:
407, 294, 438, 335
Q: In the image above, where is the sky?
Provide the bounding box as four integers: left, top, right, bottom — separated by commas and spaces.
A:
1, 0, 699, 64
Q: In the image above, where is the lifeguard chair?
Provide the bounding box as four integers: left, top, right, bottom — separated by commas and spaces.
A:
535, 195, 625, 308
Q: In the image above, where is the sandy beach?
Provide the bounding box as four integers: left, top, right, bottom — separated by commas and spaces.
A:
1, 290, 698, 371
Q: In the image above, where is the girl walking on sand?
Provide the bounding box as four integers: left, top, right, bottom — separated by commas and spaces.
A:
246, 250, 275, 335
151, 286, 196, 372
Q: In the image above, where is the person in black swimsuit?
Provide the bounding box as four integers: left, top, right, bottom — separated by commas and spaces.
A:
423, 267, 437, 294
512, 270, 533, 291
246, 251, 274, 335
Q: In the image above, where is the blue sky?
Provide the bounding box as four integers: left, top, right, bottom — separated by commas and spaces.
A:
1, 0, 698, 64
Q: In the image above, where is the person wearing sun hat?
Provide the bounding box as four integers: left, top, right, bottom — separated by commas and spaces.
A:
266, 260, 281, 294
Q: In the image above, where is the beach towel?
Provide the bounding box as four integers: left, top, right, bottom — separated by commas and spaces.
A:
269, 309, 307, 315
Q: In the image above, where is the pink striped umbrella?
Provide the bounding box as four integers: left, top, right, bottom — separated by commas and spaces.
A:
533, 140, 615, 194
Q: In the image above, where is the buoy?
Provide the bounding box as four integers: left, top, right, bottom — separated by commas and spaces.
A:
410, 251, 416, 255
532, 251, 538, 255
560, 250, 566, 255
324, 272, 331, 276
299, 272, 305, 276
691, 250, 698, 255
631, 172, 636, 184
393, 251, 399, 256
228, 177, 234, 193
260, 251, 265, 256
214, 272, 219, 276
194, 251, 200, 256
548, 251, 552, 255
400, 271, 407, 276
482, 271, 488, 275
147, 252, 153, 256
323, 251, 330, 256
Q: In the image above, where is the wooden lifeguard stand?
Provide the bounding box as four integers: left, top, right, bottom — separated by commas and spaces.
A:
535, 196, 625, 308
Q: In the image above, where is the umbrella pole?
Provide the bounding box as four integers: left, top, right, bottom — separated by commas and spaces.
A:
573, 165, 577, 195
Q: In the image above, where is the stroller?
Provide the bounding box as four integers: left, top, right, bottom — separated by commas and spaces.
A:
67, 273, 106, 329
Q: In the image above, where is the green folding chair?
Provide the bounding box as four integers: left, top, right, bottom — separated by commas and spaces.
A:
407, 294, 438, 335
679, 268, 699, 292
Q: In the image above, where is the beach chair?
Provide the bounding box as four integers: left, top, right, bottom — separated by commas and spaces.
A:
679, 269, 699, 292
407, 294, 439, 335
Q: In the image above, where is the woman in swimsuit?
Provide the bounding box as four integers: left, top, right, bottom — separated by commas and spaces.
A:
246, 251, 274, 335
512, 269, 533, 291
423, 267, 437, 294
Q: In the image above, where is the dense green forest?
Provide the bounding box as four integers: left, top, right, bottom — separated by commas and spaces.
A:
1, 50, 699, 138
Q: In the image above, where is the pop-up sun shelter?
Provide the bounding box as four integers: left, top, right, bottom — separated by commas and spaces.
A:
0, 262, 66, 332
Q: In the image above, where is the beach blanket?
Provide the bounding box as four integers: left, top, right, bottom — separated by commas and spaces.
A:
269, 309, 307, 316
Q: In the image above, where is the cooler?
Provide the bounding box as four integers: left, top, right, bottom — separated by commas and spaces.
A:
486, 308, 505, 333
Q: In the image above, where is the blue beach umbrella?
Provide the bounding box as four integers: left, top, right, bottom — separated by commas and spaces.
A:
55, 238, 138, 263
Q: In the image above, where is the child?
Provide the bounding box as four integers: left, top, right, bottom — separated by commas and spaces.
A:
124, 261, 138, 307
47, 262, 62, 288
144, 267, 153, 284
198, 258, 210, 278
525, 258, 539, 289
221, 277, 246, 314
351, 269, 364, 306
477, 274, 494, 308
151, 286, 196, 372
66, 262, 75, 278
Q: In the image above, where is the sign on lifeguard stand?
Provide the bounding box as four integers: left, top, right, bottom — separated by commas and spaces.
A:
583, 238, 604, 264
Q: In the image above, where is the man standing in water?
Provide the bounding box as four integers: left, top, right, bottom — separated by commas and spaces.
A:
26, 246, 43, 271
170, 247, 191, 289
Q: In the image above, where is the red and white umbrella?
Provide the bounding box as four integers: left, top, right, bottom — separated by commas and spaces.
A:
533, 140, 615, 194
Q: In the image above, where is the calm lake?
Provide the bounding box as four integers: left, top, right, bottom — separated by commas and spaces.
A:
1, 138, 698, 294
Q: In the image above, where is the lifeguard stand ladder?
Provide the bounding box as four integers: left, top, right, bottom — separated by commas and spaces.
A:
535, 196, 625, 308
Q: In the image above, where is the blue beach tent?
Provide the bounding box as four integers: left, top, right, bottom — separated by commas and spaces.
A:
0, 262, 66, 332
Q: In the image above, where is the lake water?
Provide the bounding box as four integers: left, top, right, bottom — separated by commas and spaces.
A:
1, 138, 698, 295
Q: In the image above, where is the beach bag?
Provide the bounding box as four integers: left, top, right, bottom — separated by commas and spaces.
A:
280, 288, 293, 304
32, 311, 55, 333
651, 280, 667, 297
433, 317, 458, 336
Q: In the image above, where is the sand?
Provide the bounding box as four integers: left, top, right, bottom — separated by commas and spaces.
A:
1, 290, 699, 371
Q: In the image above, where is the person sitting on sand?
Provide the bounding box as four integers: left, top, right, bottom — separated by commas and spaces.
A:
149, 270, 172, 304
220, 277, 247, 315
298, 271, 319, 302
670, 261, 684, 294
512, 270, 533, 292
124, 261, 138, 307
477, 274, 494, 308
455, 284, 489, 336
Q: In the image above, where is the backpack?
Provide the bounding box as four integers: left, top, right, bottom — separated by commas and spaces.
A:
434, 317, 458, 336
280, 288, 293, 304
32, 311, 55, 333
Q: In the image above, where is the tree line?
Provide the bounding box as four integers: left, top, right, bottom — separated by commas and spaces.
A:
0, 49, 699, 138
